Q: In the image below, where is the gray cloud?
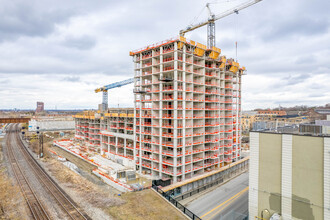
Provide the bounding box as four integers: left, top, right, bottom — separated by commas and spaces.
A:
62, 35, 96, 50
0, 79, 10, 84
0, 1, 75, 42
62, 76, 81, 82
262, 17, 329, 41
283, 73, 311, 86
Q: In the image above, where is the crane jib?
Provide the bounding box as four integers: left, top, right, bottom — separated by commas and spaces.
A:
179, 0, 263, 47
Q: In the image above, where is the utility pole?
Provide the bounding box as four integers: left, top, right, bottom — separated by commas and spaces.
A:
39, 132, 44, 158
21, 126, 26, 140
36, 126, 43, 158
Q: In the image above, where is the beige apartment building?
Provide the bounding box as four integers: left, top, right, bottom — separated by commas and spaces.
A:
249, 131, 330, 220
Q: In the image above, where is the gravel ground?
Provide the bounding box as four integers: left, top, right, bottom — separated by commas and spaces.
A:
40, 158, 121, 220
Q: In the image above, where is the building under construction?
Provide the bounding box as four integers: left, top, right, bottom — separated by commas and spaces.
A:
74, 36, 245, 183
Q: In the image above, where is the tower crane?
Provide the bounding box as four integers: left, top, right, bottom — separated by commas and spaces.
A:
95, 78, 134, 111
180, 0, 263, 48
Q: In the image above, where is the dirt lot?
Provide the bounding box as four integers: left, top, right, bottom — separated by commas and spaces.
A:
107, 189, 186, 220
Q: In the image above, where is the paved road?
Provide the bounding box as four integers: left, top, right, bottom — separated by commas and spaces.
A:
186, 172, 249, 220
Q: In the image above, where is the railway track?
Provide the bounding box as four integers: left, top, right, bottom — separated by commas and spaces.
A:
6, 124, 50, 220
6, 124, 91, 220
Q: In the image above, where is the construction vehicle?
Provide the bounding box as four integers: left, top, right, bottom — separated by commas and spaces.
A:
180, 0, 263, 48
95, 78, 134, 111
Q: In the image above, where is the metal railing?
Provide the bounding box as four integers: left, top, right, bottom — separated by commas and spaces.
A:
152, 184, 201, 220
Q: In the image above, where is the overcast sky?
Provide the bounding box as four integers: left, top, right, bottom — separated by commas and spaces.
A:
0, 0, 329, 110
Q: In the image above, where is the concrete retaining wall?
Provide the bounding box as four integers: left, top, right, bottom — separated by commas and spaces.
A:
52, 145, 97, 173
93, 170, 130, 192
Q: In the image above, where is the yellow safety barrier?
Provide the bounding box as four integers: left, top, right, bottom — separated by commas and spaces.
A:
178, 42, 184, 50
120, 113, 127, 117
229, 61, 239, 73
209, 46, 221, 59
197, 43, 207, 50
219, 57, 227, 69
194, 42, 207, 57
179, 36, 186, 42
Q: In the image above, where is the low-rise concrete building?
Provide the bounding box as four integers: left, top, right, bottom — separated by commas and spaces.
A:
299, 115, 330, 135
28, 118, 75, 131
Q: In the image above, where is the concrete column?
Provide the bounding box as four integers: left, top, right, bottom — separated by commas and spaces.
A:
281, 134, 292, 220
100, 134, 103, 155
324, 137, 330, 220
182, 44, 186, 180
133, 56, 138, 171
218, 68, 223, 166
107, 136, 110, 158
139, 73, 143, 174
159, 46, 163, 178
235, 72, 239, 161
115, 136, 118, 155
249, 132, 259, 219
202, 56, 206, 170
238, 75, 242, 159
124, 138, 127, 157
173, 42, 178, 183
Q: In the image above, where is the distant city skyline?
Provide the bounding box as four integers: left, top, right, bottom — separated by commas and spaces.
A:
0, 0, 329, 110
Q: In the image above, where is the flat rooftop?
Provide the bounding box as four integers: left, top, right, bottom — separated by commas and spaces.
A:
251, 130, 330, 137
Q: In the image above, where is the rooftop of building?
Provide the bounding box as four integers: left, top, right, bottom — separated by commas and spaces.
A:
251, 127, 330, 137
315, 109, 330, 114
74, 108, 135, 119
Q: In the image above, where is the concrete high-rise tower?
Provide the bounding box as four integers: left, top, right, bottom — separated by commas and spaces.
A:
131, 37, 244, 183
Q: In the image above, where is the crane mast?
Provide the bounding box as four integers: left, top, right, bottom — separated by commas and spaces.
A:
180, 0, 263, 48
206, 3, 216, 48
